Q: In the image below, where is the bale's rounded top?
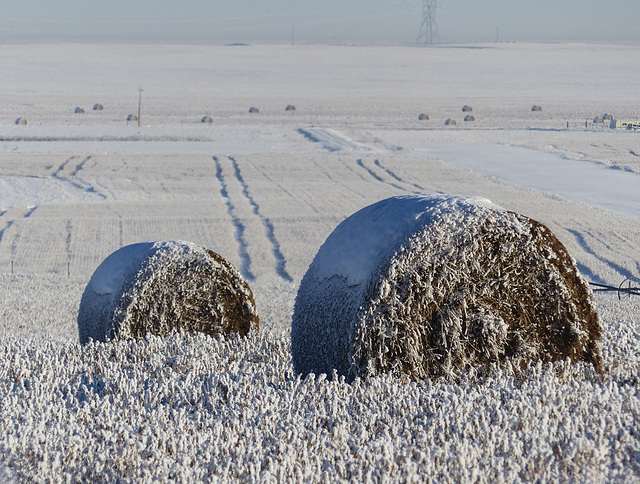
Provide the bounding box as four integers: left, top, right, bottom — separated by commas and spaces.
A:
312, 194, 500, 286
90, 240, 198, 295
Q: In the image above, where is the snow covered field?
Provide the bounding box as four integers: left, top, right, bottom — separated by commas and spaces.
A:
1, 42, 639, 481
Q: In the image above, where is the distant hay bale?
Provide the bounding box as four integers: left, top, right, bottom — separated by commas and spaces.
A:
75, 107, 85, 114
462, 105, 473, 112
445, 118, 457, 126
602, 113, 613, 121
127, 114, 138, 122
15, 117, 27, 125
593, 117, 604, 124
249, 107, 260, 113
78, 241, 259, 344
93, 103, 104, 111
531, 105, 542, 112
464, 115, 475, 122
292, 194, 603, 382
285, 104, 296, 111
201, 115, 213, 124
418, 113, 429, 121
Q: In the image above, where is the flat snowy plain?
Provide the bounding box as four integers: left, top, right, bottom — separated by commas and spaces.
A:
0, 42, 639, 482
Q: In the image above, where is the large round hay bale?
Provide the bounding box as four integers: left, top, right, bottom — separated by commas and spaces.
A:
464, 114, 475, 122
75, 107, 85, 114
292, 194, 603, 382
249, 107, 260, 113
15, 117, 27, 125
531, 105, 542, 112
445, 118, 457, 126
285, 104, 296, 111
462, 105, 473, 112
418, 113, 429, 121
201, 115, 213, 123
93, 103, 104, 111
78, 241, 259, 344
127, 114, 138, 122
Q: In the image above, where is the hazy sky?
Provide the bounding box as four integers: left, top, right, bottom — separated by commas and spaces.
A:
2, 1, 639, 44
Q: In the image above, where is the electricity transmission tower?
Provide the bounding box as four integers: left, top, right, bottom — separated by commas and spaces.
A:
417, 0, 442, 46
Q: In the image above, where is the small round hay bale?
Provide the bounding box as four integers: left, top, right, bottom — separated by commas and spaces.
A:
462, 105, 473, 112
418, 113, 429, 121
292, 194, 603, 382
93, 103, 104, 111
78, 240, 259, 344
248, 107, 260, 113
127, 114, 138, 122
531, 105, 542, 112
464, 114, 475, 122
75, 107, 85, 114
285, 104, 296, 111
445, 118, 457, 126
201, 115, 213, 123
15, 117, 27, 125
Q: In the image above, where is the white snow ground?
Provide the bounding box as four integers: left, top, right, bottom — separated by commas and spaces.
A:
0, 42, 639, 482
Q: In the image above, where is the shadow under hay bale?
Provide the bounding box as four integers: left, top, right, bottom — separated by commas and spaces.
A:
78, 241, 259, 344
292, 194, 603, 382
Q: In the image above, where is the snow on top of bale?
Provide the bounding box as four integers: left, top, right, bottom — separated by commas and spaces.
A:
78, 240, 259, 344
292, 194, 603, 382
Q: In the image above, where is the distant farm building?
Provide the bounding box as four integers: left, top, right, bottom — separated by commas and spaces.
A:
462, 105, 473, 112
15, 117, 27, 125
445, 118, 457, 126
75, 107, 85, 114
610, 119, 640, 131
201, 115, 213, 124
418, 113, 429, 121
93, 104, 104, 111
249, 107, 260, 113
285, 105, 296, 111
464, 115, 475, 122
531, 105, 542, 112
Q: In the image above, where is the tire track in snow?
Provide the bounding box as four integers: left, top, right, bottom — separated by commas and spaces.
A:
51, 155, 107, 200
373, 159, 426, 193
356, 158, 408, 192
227, 156, 293, 282
212, 155, 254, 282
2, 207, 38, 261
567, 228, 638, 283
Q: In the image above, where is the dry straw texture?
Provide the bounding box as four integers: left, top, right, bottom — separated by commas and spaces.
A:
78, 241, 259, 344
292, 195, 603, 382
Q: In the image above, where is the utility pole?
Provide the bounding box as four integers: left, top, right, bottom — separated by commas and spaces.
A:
137, 88, 143, 127
417, 0, 442, 46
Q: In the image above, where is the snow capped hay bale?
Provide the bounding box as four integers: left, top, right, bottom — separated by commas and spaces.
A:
445, 118, 457, 126
418, 113, 429, 121
464, 114, 475, 122
93, 103, 104, 111
78, 241, 259, 344
285, 104, 296, 111
248, 107, 260, 113
201, 115, 213, 123
15, 117, 27, 125
74, 107, 85, 114
462, 105, 473, 112
292, 194, 603, 382
531, 105, 542, 112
